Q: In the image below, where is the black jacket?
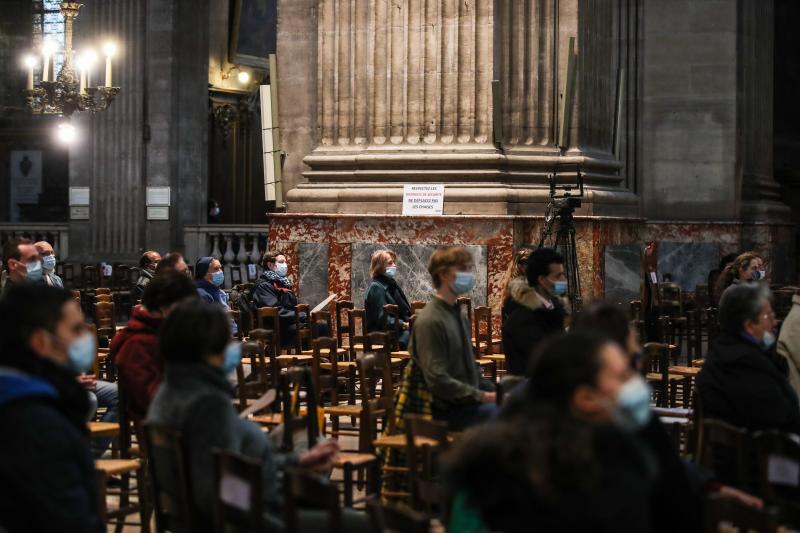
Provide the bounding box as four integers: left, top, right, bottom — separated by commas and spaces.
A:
697, 333, 800, 435
252, 273, 299, 321
364, 275, 411, 333
502, 279, 566, 375
0, 362, 103, 533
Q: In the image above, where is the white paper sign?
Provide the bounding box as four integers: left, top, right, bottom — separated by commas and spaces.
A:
220, 473, 251, 511
248, 264, 258, 278
146, 187, 171, 206
70, 206, 90, 220
147, 206, 169, 220
69, 187, 90, 206
767, 454, 800, 487
402, 184, 444, 216
650, 272, 658, 284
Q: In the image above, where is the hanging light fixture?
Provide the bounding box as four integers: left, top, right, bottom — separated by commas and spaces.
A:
22, 2, 119, 116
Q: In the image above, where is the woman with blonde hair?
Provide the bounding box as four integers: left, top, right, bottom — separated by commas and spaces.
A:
713, 252, 763, 305
365, 249, 412, 349
500, 245, 536, 323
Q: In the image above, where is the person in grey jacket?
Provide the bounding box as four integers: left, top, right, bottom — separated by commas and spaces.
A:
34, 241, 63, 288
146, 301, 349, 532
409, 246, 497, 431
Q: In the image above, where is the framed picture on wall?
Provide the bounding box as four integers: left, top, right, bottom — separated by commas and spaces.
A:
229, 0, 277, 69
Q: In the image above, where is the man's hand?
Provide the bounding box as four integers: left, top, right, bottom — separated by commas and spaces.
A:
481, 391, 497, 404
298, 439, 340, 472
77, 373, 97, 392
717, 485, 764, 509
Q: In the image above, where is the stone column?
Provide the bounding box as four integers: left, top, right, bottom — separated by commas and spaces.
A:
283, 0, 640, 217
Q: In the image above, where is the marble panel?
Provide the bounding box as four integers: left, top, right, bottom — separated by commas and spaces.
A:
604, 244, 641, 305
350, 244, 488, 309
657, 241, 720, 292
298, 242, 329, 308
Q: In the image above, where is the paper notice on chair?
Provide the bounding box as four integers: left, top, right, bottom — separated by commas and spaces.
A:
402, 184, 444, 216
311, 293, 337, 315
220, 474, 251, 511
768, 454, 800, 487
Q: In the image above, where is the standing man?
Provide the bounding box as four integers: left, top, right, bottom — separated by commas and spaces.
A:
1, 238, 42, 298
135, 250, 161, 300
502, 247, 567, 375
410, 246, 496, 431
34, 241, 63, 288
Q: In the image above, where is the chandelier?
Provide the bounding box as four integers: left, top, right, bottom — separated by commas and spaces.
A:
23, 2, 119, 117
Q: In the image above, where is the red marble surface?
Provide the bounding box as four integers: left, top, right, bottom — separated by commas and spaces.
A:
328, 241, 352, 303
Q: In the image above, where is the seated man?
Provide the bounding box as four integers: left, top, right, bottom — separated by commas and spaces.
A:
0, 285, 103, 532
146, 301, 366, 531
34, 240, 63, 288
194, 257, 238, 337
155, 251, 189, 276
113, 271, 197, 433
502, 247, 567, 376
135, 250, 161, 300
252, 251, 326, 348
1, 238, 42, 298
410, 246, 496, 431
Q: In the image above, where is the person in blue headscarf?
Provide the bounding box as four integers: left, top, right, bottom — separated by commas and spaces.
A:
195, 257, 238, 337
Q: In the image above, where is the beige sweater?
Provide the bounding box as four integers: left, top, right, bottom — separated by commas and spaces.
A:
777, 294, 800, 402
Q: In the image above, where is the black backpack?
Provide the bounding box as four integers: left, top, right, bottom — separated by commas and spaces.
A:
229, 283, 257, 335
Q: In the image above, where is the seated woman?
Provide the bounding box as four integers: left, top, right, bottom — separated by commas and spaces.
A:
446, 331, 656, 533
194, 257, 237, 337
253, 251, 303, 347
713, 252, 763, 302
364, 249, 412, 349
145, 301, 365, 531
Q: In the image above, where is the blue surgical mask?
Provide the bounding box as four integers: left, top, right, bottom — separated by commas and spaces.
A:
275, 263, 288, 277
211, 270, 225, 287
222, 342, 242, 374
42, 255, 57, 272
450, 271, 475, 295
762, 331, 776, 350
385, 266, 397, 279
553, 280, 568, 296
26, 261, 43, 282
612, 376, 652, 432
68, 333, 97, 374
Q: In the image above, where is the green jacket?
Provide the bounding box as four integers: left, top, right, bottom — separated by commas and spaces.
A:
409, 296, 482, 408
365, 277, 400, 333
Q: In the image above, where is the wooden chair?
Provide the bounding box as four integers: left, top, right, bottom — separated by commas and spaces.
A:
95, 287, 112, 296
347, 309, 368, 360
235, 338, 279, 412
685, 309, 704, 365
642, 343, 686, 408
410, 301, 426, 314
283, 468, 342, 533
95, 293, 113, 303
58, 262, 75, 287
367, 498, 430, 533
706, 307, 720, 352
694, 285, 710, 310
335, 300, 354, 351
696, 418, 750, 490
247, 328, 283, 391
212, 449, 269, 533
94, 457, 150, 533
230, 266, 243, 286
301, 311, 347, 357
754, 430, 800, 526
404, 415, 449, 512
293, 304, 312, 354
659, 282, 686, 350
383, 303, 403, 351
278, 366, 321, 453
142, 423, 197, 533
705, 493, 778, 532
311, 337, 358, 439
472, 306, 501, 381
357, 339, 399, 454
82, 264, 99, 289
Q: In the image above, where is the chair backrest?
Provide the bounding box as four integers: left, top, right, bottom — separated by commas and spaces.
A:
248, 328, 280, 389
705, 493, 778, 532
95, 293, 113, 303
230, 267, 243, 286
694, 285, 710, 310
472, 306, 493, 357
94, 287, 112, 296
357, 336, 396, 451
629, 300, 643, 321
685, 309, 702, 360
280, 366, 320, 452
404, 415, 449, 511
212, 449, 268, 533
706, 307, 720, 347
142, 422, 197, 533
410, 301, 426, 314
697, 418, 750, 489
82, 264, 99, 289
311, 310, 334, 341
659, 282, 683, 317
348, 309, 367, 359
367, 498, 430, 533
311, 336, 343, 407
456, 297, 473, 328
94, 301, 115, 328
753, 429, 800, 503
383, 303, 401, 351
294, 304, 312, 352
335, 300, 354, 349
283, 468, 341, 533
256, 307, 282, 350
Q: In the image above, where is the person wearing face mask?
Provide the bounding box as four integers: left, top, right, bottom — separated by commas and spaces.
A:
146, 301, 367, 532
33, 240, 63, 288
502, 247, 568, 376
1, 237, 43, 299
253, 251, 312, 348
409, 246, 497, 431
195, 256, 238, 337
445, 331, 656, 533
0, 284, 103, 532
698, 283, 800, 482
713, 251, 763, 302
365, 249, 412, 349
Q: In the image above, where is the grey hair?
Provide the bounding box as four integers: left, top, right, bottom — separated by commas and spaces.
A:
718, 282, 772, 335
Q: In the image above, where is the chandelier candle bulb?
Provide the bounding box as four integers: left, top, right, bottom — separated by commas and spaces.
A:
23, 56, 35, 90
102, 42, 115, 87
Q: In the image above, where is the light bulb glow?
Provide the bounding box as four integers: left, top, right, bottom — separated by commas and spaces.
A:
237, 70, 250, 84
102, 42, 117, 57
23, 55, 37, 68
56, 123, 77, 144
42, 40, 57, 57
80, 49, 97, 69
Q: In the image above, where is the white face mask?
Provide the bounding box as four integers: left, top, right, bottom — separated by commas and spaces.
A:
275, 263, 288, 277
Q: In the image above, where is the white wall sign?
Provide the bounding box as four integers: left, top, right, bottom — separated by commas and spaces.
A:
9, 151, 42, 222
147, 206, 170, 220
402, 184, 445, 216
146, 186, 171, 206
69, 187, 90, 206
70, 206, 90, 220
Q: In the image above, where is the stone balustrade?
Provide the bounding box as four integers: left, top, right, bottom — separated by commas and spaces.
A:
183, 225, 268, 287
0, 223, 70, 259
